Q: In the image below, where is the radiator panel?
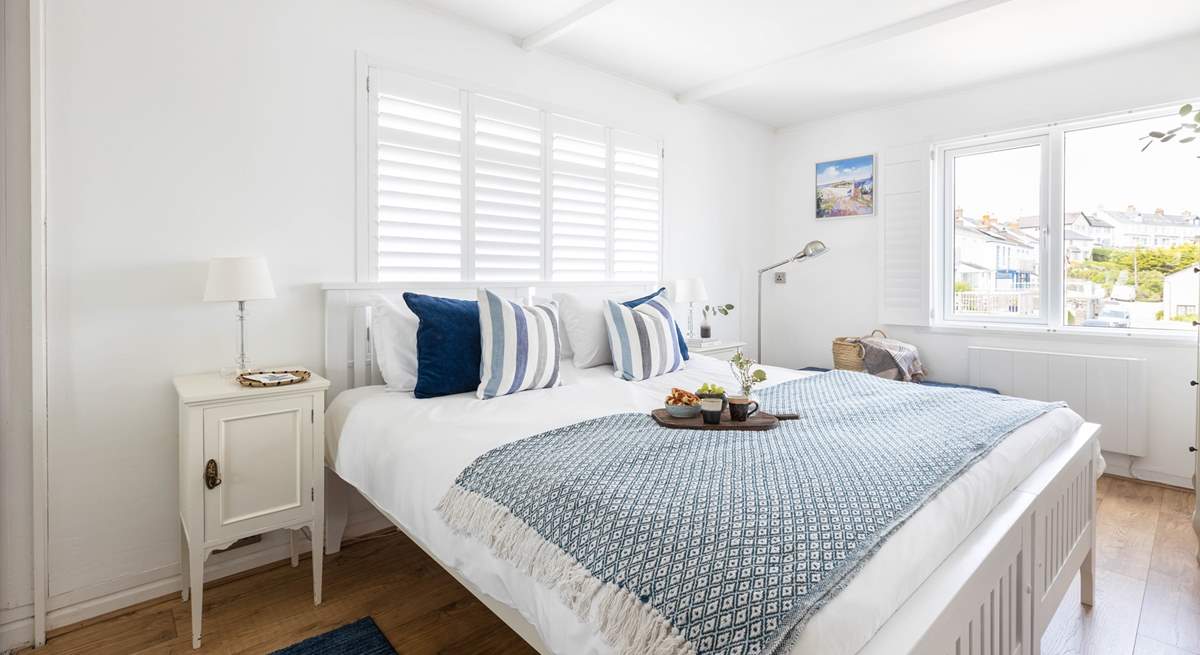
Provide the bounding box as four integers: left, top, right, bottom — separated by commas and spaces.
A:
967, 347, 1144, 456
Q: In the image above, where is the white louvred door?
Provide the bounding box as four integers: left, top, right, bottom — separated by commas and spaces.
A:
550, 115, 609, 281
372, 71, 464, 281
473, 95, 544, 281
612, 131, 662, 281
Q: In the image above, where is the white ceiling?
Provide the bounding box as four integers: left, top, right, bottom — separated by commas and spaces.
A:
421, 0, 1200, 128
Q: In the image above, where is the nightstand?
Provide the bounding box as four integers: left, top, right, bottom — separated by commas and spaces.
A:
689, 340, 748, 361
174, 371, 330, 649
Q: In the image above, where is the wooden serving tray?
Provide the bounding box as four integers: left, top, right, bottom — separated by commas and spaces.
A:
651, 408, 780, 431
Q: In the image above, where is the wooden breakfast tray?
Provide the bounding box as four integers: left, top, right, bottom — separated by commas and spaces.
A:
651, 408, 781, 431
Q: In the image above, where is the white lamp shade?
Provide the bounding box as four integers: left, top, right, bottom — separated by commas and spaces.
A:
672, 277, 709, 303
203, 256, 276, 302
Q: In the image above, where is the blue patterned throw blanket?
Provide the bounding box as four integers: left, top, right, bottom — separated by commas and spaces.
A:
437, 370, 1064, 655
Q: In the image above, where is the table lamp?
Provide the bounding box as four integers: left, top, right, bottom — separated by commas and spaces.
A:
204, 256, 276, 374
673, 277, 709, 340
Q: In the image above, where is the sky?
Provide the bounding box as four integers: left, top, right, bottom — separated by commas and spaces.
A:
816, 154, 874, 186
953, 113, 1200, 221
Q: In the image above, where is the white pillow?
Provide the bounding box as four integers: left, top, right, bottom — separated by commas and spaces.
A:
534, 295, 571, 360
370, 295, 419, 392
555, 292, 612, 368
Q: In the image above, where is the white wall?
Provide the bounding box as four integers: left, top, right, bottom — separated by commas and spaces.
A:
1, 0, 36, 649
13, 0, 772, 642
764, 35, 1200, 487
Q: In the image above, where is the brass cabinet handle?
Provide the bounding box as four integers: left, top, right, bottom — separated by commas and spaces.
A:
204, 459, 222, 489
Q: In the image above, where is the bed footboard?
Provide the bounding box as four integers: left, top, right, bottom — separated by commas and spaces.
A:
863, 422, 1099, 655
1023, 426, 1098, 648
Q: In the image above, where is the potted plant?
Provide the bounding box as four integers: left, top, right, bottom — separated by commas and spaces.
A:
700, 303, 734, 339
729, 351, 767, 398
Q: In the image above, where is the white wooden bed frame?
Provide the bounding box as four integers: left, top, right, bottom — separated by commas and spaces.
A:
320, 282, 1099, 655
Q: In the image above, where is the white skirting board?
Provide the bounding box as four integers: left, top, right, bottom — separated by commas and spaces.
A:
0, 510, 391, 653
1103, 452, 1194, 490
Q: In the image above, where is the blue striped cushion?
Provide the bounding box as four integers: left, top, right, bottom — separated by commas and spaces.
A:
603, 296, 685, 381
477, 289, 563, 399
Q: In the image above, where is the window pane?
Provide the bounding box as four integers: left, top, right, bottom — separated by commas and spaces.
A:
1064, 116, 1200, 330
951, 145, 1042, 319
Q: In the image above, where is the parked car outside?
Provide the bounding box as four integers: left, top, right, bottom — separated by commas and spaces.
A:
1082, 305, 1131, 328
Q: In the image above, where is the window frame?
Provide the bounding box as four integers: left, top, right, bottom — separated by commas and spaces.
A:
938, 133, 1054, 326
932, 103, 1193, 338
354, 54, 665, 284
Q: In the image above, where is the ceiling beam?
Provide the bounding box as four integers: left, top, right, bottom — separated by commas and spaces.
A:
519, 0, 617, 50
676, 0, 1016, 103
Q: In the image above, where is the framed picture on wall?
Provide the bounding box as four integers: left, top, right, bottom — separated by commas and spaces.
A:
815, 154, 875, 219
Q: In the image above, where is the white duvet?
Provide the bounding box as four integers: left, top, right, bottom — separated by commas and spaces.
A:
329, 355, 1088, 655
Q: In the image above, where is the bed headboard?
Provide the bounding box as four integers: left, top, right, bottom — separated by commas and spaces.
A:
322, 281, 659, 400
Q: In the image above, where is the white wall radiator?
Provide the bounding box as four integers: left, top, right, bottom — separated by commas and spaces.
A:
968, 346, 1146, 456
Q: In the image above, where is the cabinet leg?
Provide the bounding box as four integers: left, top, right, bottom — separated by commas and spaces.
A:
290, 529, 300, 568
180, 524, 189, 603
312, 518, 324, 606
189, 549, 205, 649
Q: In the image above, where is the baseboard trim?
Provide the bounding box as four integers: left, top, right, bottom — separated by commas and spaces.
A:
0, 510, 391, 653
1103, 453, 1194, 490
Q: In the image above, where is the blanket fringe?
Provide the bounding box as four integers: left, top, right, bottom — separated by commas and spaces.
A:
437, 485, 692, 655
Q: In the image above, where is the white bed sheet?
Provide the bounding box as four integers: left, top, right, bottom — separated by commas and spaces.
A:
329, 355, 1088, 655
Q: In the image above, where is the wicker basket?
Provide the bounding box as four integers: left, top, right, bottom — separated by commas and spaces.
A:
832, 329, 887, 372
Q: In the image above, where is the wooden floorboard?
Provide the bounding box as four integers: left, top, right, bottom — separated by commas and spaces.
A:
17, 476, 1197, 655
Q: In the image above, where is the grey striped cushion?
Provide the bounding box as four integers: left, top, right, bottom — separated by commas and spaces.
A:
477, 289, 562, 399
602, 296, 684, 381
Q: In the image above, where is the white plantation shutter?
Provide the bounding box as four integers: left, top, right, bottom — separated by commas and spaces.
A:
473, 95, 544, 281
372, 73, 464, 281
550, 115, 609, 281
612, 131, 662, 280
878, 143, 932, 326
365, 68, 662, 282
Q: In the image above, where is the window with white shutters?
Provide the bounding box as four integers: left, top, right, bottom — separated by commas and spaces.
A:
550, 115, 609, 281
473, 95, 544, 281
372, 73, 464, 281
364, 68, 662, 283
612, 131, 662, 281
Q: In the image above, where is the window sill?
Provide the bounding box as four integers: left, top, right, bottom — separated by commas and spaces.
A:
902, 321, 1196, 347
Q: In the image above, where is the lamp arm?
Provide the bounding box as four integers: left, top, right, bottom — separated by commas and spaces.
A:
757, 258, 795, 275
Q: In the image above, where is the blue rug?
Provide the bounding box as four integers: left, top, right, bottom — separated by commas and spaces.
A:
271, 617, 396, 655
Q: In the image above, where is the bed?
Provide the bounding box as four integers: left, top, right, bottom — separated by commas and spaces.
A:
321, 282, 1101, 655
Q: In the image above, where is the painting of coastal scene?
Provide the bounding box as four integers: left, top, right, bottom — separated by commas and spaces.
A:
816, 154, 874, 218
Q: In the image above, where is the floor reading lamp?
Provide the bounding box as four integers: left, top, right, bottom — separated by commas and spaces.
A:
757, 240, 828, 364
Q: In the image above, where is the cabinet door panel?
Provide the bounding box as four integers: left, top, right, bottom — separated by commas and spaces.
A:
203, 395, 313, 542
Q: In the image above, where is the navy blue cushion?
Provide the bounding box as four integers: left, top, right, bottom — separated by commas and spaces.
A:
625, 287, 690, 361
403, 292, 481, 399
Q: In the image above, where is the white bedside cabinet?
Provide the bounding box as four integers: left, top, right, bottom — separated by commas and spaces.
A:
689, 340, 748, 362
174, 371, 330, 649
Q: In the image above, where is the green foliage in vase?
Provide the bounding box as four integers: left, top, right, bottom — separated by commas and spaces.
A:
702, 303, 735, 321
729, 351, 767, 397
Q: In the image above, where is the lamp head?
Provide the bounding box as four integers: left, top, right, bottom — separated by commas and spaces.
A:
796, 240, 828, 261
